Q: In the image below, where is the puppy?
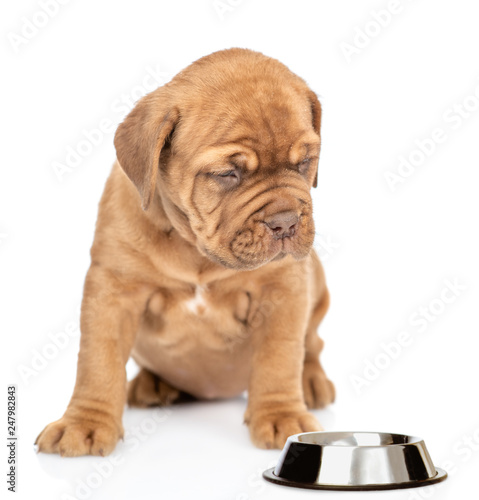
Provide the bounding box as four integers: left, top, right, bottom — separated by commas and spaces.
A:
36, 48, 335, 457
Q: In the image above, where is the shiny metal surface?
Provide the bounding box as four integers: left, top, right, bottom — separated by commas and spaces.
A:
263, 431, 447, 491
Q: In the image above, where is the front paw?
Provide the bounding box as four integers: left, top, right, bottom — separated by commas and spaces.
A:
245, 408, 322, 449
303, 361, 335, 409
35, 409, 122, 457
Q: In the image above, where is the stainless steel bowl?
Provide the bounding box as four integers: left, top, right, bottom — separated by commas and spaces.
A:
263, 431, 447, 491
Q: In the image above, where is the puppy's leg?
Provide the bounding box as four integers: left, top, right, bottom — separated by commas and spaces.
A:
35, 265, 151, 457
245, 283, 321, 449
127, 369, 181, 407
302, 287, 336, 409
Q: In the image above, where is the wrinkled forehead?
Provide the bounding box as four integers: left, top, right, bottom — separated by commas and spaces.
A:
174, 88, 319, 168
190, 130, 321, 175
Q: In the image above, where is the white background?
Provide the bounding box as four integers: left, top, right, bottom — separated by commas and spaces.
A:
2, 0, 479, 499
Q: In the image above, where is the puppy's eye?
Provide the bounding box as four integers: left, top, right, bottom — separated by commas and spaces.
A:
297, 159, 311, 175
213, 170, 240, 187
217, 170, 238, 178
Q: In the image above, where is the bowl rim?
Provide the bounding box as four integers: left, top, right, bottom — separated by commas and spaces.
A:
263, 466, 448, 491
290, 430, 424, 448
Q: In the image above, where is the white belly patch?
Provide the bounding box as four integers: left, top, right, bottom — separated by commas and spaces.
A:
184, 285, 207, 315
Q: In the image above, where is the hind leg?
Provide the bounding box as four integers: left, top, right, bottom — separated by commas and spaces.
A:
127, 368, 183, 407
302, 287, 336, 409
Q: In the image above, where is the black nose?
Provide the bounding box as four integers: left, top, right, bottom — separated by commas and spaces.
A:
264, 211, 299, 239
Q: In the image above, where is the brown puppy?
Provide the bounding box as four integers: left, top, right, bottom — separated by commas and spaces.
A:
35, 48, 335, 457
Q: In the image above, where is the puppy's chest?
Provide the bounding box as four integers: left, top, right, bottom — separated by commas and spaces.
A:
139, 284, 256, 351
183, 285, 209, 316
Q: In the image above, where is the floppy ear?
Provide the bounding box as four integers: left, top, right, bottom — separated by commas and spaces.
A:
308, 91, 322, 188
114, 91, 179, 210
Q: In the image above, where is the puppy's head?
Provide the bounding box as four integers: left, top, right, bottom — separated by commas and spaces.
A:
115, 49, 322, 271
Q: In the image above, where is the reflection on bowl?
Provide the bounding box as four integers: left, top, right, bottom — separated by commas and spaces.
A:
263, 431, 447, 491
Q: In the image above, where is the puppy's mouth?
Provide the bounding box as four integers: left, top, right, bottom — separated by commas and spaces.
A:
264, 228, 306, 261
223, 213, 314, 270
270, 233, 299, 254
